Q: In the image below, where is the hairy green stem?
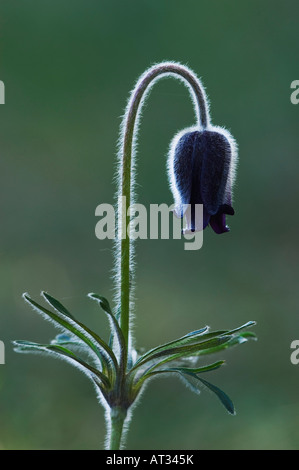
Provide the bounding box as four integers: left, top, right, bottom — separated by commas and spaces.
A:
113, 62, 209, 450
109, 407, 127, 450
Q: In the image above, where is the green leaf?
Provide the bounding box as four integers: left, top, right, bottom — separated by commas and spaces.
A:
13, 340, 111, 391
88, 293, 126, 359
133, 326, 209, 366
131, 360, 226, 403
213, 331, 257, 352
192, 376, 235, 415
222, 321, 256, 336
42, 292, 75, 319
181, 321, 256, 344
133, 321, 256, 371
229, 331, 257, 342
131, 335, 232, 374
41, 293, 118, 371
23, 293, 118, 375
168, 361, 226, 375
136, 360, 225, 386
130, 322, 256, 411
162, 371, 235, 414
130, 361, 235, 414
88, 293, 113, 314
88, 293, 128, 376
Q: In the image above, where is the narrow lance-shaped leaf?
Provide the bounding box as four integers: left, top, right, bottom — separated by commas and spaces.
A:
133, 321, 256, 370
24, 293, 118, 375
130, 335, 232, 374
88, 293, 126, 359
41, 292, 119, 373
42, 293, 74, 318
13, 340, 111, 392
146, 367, 235, 415
194, 322, 256, 344
187, 375, 235, 415
197, 331, 257, 357
133, 326, 209, 367
167, 361, 226, 375
130, 328, 256, 383
220, 321, 256, 336
132, 360, 226, 396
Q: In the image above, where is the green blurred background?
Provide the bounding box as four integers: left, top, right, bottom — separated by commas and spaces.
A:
1, 0, 299, 450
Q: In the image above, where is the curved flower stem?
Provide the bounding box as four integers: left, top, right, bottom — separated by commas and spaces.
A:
117, 62, 209, 356
117, 62, 209, 350
112, 63, 210, 449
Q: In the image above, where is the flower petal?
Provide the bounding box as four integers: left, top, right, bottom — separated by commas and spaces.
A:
200, 130, 232, 215
209, 205, 235, 234
183, 204, 210, 233
172, 131, 200, 211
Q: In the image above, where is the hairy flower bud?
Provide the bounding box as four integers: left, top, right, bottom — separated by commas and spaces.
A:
168, 125, 237, 234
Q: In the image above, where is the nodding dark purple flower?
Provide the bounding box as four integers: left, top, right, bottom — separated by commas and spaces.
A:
168, 125, 237, 234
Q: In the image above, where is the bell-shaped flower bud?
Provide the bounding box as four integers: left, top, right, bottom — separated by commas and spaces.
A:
168, 125, 237, 234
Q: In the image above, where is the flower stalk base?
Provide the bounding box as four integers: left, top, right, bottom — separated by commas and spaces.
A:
109, 407, 128, 450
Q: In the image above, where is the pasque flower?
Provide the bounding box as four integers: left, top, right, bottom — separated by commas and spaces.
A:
168, 124, 237, 234
14, 62, 255, 452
